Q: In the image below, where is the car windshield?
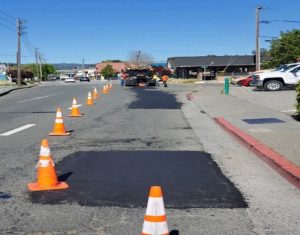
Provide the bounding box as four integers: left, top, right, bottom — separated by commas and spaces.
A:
275, 64, 299, 72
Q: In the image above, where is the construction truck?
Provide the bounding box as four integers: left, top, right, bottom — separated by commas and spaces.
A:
125, 68, 156, 86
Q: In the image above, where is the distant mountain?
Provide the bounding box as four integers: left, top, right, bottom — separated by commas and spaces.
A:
52, 63, 96, 70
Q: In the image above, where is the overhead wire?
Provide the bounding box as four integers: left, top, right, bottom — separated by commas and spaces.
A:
0, 9, 16, 21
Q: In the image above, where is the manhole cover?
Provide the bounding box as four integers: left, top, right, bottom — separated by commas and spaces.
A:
30, 151, 247, 209
242, 118, 285, 124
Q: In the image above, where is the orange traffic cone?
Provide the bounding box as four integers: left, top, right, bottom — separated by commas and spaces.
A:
141, 186, 169, 235
49, 108, 70, 136
68, 97, 83, 117
27, 139, 69, 191
93, 88, 100, 99
86, 91, 94, 105
102, 85, 108, 94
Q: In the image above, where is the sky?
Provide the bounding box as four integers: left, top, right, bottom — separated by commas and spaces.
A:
0, 0, 299, 64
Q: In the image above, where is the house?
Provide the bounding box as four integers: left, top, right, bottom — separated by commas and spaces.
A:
95, 62, 132, 74
167, 55, 256, 79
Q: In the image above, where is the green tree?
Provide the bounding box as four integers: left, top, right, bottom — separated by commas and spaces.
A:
42, 64, 56, 79
23, 63, 56, 80
263, 29, 300, 68
101, 64, 114, 78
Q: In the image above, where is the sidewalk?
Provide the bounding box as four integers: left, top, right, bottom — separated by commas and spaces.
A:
0, 83, 38, 96
190, 84, 300, 168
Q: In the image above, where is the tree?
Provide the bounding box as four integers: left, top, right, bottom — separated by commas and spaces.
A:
23, 63, 56, 80
101, 64, 114, 78
263, 29, 300, 68
42, 64, 56, 79
127, 50, 154, 67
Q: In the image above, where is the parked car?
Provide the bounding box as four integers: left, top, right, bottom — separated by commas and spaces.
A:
65, 77, 76, 83
79, 76, 90, 82
231, 74, 257, 86
255, 64, 300, 91
11, 78, 27, 85
59, 74, 70, 80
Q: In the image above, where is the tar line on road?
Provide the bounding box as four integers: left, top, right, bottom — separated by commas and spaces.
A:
30, 151, 247, 209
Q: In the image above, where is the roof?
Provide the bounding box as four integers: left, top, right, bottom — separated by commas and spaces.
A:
167, 55, 255, 68
95, 62, 133, 73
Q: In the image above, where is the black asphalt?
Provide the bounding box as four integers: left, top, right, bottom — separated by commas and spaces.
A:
30, 151, 247, 208
128, 88, 182, 109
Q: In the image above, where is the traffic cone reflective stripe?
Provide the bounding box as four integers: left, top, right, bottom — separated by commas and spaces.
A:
102, 85, 108, 94
40, 139, 51, 157
141, 186, 169, 235
69, 98, 83, 117
49, 108, 70, 136
27, 139, 69, 191
86, 91, 94, 105
93, 88, 100, 99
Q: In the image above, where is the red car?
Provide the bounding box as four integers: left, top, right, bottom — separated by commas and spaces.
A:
238, 74, 256, 86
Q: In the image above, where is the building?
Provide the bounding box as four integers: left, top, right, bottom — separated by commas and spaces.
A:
95, 62, 132, 74
167, 55, 256, 79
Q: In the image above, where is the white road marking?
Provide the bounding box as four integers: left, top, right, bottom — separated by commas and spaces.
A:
0, 124, 36, 136
17, 94, 56, 104
281, 110, 297, 113
68, 104, 82, 110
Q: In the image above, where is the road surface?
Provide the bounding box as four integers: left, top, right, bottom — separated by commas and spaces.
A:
0, 81, 299, 234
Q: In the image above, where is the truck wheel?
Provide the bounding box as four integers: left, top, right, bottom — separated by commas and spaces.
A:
264, 80, 283, 91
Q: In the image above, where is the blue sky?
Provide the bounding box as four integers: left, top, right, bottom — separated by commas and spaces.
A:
0, 0, 299, 64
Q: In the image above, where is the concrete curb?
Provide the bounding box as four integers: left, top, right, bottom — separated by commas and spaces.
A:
215, 117, 300, 189
0, 83, 38, 97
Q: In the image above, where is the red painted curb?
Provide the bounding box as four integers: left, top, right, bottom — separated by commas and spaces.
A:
215, 117, 300, 189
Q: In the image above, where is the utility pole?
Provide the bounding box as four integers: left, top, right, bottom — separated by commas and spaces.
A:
82, 59, 84, 70
16, 18, 23, 86
35, 48, 39, 81
136, 51, 141, 67
39, 54, 43, 81
256, 6, 263, 71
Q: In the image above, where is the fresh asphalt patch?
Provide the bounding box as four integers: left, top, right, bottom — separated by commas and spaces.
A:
128, 88, 182, 109
30, 151, 247, 208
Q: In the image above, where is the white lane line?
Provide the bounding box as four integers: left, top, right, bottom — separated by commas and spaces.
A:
0, 124, 36, 136
17, 94, 56, 104
281, 109, 297, 113
68, 104, 82, 110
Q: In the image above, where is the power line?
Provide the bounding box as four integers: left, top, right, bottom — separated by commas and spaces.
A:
0, 21, 14, 31
0, 52, 34, 57
0, 16, 15, 26
22, 37, 35, 57
0, 9, 16, 21
260, 19, 300, 24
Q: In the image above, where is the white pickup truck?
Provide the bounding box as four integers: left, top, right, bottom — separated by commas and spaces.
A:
256, 63, 300, 91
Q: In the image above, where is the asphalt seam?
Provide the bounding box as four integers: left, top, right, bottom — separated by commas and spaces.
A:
215, 117, 300, 190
